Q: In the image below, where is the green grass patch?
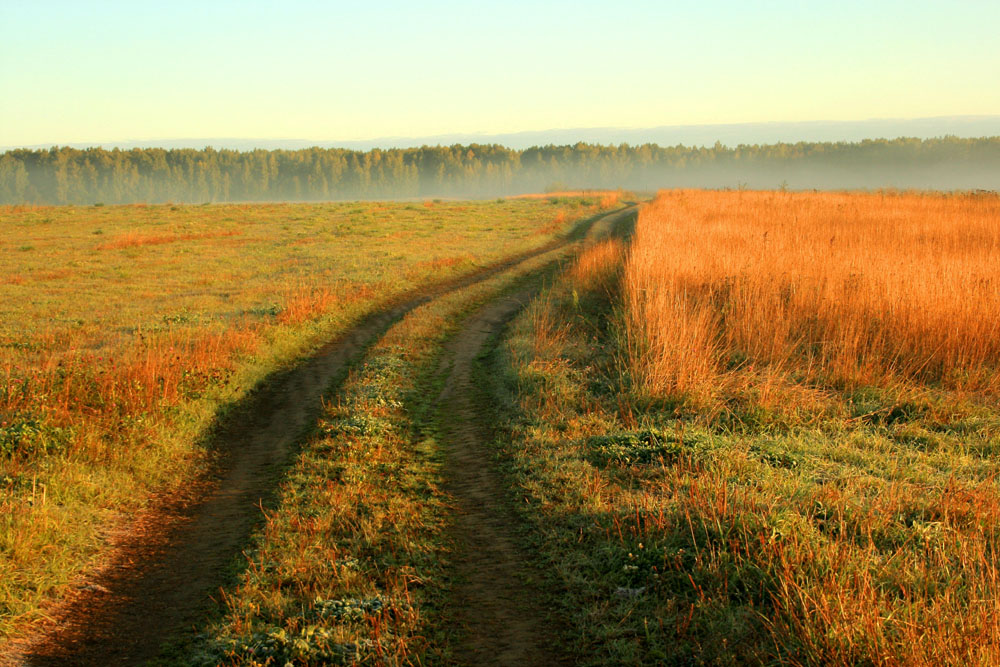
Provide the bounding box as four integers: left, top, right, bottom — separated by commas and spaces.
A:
0, 198, 600, 644
584, 429, 685, 467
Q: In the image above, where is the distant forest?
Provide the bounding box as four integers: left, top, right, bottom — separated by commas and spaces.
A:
1, 136, 998, 204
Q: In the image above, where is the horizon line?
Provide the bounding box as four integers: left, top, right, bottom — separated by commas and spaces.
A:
4, 114, 1000, 152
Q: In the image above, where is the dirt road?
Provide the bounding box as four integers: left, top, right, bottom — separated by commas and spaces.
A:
11, 206, 635, 665
434, 205, 635, 664
433, 285, 567, 665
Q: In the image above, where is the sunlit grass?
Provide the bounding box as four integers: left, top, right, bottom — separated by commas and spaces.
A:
494, 190, 1000, 664
0, 197, 594, 642
623, 189, 1000, 408
188, 237, 568, 665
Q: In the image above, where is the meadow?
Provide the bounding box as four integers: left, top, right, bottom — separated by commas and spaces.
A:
0, 197, 595, 645
497, 190, 1000, 664
185, 237, 572, 665
4, 188, 999, 665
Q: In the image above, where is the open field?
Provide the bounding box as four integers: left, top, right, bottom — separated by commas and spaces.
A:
623, 190, 1000, 403
0, 196, 607, 651
182, 234, 579, 665
496, 190, 1000, 664
3, 189, 999, 665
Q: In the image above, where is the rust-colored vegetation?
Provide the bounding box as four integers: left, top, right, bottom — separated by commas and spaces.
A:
623, 190, 1000, 407
96, 229, 242, 250
533, 210, 568, 236
567, 238, 624, 293
500, 190, 1000, 664
598, 191, 621, 209
511, 189, 624, 201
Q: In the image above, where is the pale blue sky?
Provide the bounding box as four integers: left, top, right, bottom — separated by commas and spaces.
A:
2, 0, 998, 146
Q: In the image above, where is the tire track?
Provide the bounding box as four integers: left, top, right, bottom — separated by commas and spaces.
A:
433, 207, 636, 664
11, 209, 628, 666
433, 286, 564, 665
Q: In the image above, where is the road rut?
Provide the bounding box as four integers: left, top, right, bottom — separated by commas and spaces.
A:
434, 285, 567, 665
11, 206, 635, 665
12, 233, 596, 666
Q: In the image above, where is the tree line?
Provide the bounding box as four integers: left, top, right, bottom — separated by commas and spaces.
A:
1, 136, 997, 205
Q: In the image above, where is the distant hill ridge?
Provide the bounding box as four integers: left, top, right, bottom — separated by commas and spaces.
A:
4, 115, 1000, 153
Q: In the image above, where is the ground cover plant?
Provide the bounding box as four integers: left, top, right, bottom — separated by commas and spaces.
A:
495, 190, 1000, 664
0, 197, 598, 645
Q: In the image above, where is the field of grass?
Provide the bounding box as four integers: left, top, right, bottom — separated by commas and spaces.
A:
494, 190, 1000, 664
6, 188, 999, 664
180, 241, 570, 665
0, 197, 598, 643
623, 190, 1000, 404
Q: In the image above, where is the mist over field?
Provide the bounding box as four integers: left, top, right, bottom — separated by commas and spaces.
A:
2, 136, 998, 205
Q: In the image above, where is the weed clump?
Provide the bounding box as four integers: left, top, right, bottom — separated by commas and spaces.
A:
585, 429, 683, 467
0, 411, 73, 458
196, 624, 375, 666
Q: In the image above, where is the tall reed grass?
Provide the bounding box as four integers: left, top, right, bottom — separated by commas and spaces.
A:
623, 190, 1000, 408
500, 190, 1000, 663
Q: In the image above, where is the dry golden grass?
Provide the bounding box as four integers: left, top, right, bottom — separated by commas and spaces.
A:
567, 238, 625, 293
623, 190, 1000, 407
496, 191, 1000, 663
598, 191, 621, 209
511, 189, 625, 206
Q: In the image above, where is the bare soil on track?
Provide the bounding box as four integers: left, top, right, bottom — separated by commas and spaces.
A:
9, 207, 635, 666
433, 206, 634, 665
434, 286, 569, 666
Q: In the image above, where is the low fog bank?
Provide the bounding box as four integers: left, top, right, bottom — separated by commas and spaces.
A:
1, 138, 997, 205
573, 164, 1000, 193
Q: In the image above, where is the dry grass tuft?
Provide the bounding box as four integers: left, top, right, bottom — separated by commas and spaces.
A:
97, 229, 241, 250
567, 238, 624, 293
598, 191, 621, 209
